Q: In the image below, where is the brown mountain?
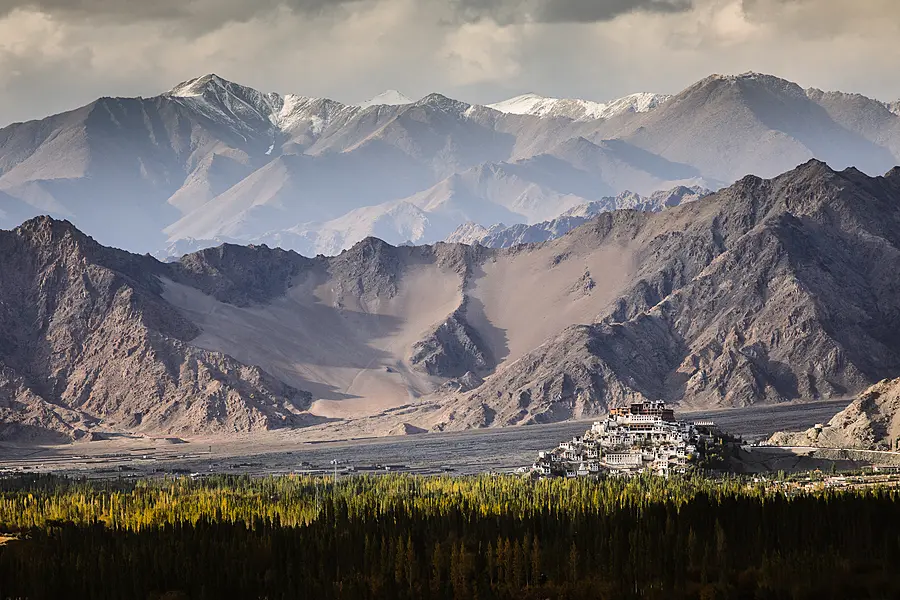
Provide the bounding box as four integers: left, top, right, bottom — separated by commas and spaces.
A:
0, 217, 311, 442
427, 160, 900, 429
2, 160, 900, 441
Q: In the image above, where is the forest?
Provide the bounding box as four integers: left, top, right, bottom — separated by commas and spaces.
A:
0, 473, 898, 599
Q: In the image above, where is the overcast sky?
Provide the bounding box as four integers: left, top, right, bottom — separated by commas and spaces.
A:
1, 0, 899, 125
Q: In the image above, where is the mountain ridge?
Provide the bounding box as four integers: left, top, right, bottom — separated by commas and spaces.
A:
446, 185, 710, 248
486, 91, 670, 121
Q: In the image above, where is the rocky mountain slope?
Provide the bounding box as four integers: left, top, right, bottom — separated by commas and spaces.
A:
768, 378, 900, 450
586, 73, 900, 184
1, 73, 899, 259
3, 160, 900, 442
446, 186, 709, 248
420, 160, 900, 429
0, 217, 312, 442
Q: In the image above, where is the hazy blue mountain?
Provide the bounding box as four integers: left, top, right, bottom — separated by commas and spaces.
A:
1, 72, 898, 259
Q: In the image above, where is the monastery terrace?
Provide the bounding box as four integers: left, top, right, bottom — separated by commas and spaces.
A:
526, 402, 721, 477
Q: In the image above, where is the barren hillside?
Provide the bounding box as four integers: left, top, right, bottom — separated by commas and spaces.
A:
768, 378, 900, 450
0, 218, 311, 442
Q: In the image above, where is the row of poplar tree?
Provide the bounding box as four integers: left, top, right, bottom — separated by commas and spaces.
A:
0, 473, 898, 599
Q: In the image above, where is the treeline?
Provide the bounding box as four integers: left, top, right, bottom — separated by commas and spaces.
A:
0, 474, 898, 599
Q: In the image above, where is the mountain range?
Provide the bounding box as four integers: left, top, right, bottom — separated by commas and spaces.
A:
1, 72, 900, 259
446, 186, 709, 248
3, 160, 900, 442
486, 92, 670, 121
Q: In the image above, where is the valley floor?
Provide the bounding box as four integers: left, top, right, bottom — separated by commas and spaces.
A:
0, 400, 851, 478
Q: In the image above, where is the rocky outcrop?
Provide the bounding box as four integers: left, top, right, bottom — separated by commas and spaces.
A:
768, 378, 900, 450
169, 243, 313, 306
410, 300, 492, 378
438, 324, 665, 429
324, 237, 413, 306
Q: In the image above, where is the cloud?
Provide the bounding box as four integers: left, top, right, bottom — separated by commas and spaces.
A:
0, 0, 696, 33
539, 0, 692, 22
452, 0, 692, 25
741, 0, 900, 37
0, 0, 372, 33
0, 0, 366, 18
442, 20, 529, 85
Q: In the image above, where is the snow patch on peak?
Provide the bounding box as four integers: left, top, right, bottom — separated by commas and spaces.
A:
413, 94, 472, 114
445, 222, 493, 245
601, 93, 671, 117
274, 95, 351, 134
168, 74, 232, 98
166, 74, 284, 135
888, 100, 900, 116
165, 75, 357, 138
357, 90, 413, 109
486, 91, 670, 121
486, 93, 549, 116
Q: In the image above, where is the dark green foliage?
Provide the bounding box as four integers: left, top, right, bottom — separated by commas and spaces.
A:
0, 474, 898, 599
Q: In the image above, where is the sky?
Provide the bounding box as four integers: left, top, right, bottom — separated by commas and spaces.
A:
1, 0, 900, 125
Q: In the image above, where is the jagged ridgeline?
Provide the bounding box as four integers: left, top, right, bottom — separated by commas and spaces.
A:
2, 161, 900, 441
0, 475, 899, 599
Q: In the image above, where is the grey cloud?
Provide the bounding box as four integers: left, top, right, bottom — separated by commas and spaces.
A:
0, 0, 186, 20
740, 0, 900, 36
452, 0, 692, 25
536, 0, 692, 23
0, 0, 694, 34
0, 0, 369, 30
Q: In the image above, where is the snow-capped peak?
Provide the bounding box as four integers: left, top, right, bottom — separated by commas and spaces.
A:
165, 75, 357, 139
414, 93, 472, 114
356, 90, 413, 109
887, 100, 900, 116
486, 91, 670, 121
166, 74, 284, 134
486, 93, 549, 115
167, 74, 232, 98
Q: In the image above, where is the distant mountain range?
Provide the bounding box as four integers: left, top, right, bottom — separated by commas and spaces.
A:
3, 161, 900, 442
1, 72, 899, 257
446, 186, 709, 248
486, 92, 670, 121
